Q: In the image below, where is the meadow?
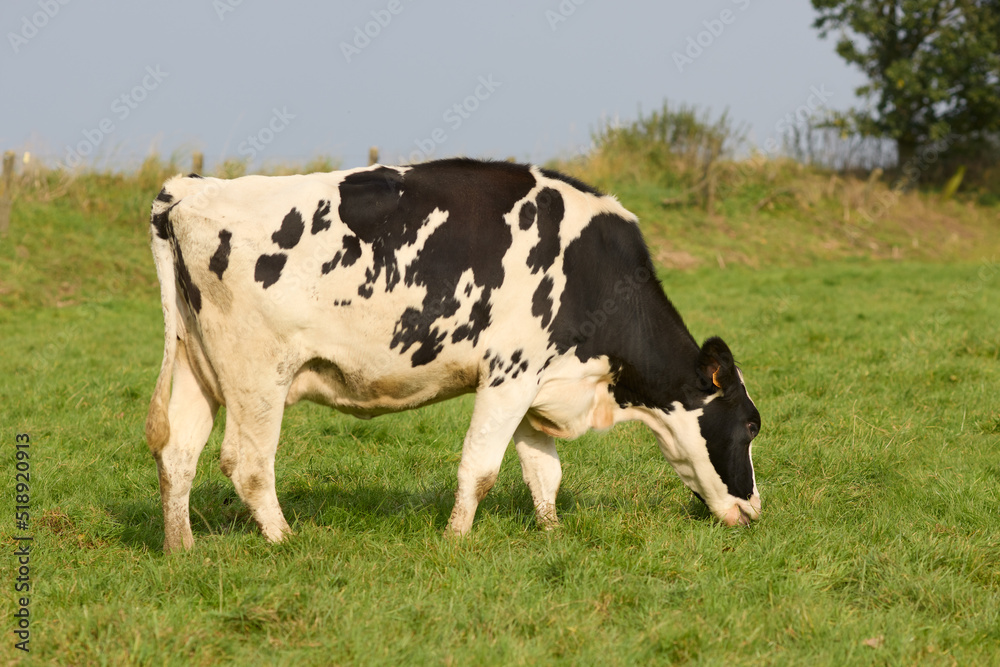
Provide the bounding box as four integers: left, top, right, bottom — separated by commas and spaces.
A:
1, 153, 998, 665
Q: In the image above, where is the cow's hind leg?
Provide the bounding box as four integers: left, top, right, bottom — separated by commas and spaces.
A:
219, 386, 291, 543
153, 341, 219, 552
514, 419, 562, 530
447, 384, 536, 536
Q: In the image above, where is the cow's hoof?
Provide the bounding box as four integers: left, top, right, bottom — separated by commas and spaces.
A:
538, 519, 561, 532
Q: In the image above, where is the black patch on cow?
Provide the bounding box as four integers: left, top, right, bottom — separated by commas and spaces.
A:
151, 202, 177, 240
339, 167, 406, 242
336, 160, 534, 366
156, 188, 173, 203
518, 201, 537, 230
208, 230, 233, 279
393, 294, 460, 364
698, 385, 760, 500
341, 234, 361, 266
187, 173, 203, 179
539, 167, 603, 196
532, 275, 554, 329
397, 160, 536, 357
482, 348, 530, 385
503, 350, 522, 374
174, 244, 201, 313
538, 356, 554, 374
321, 235, 363, 275
548, 212, 699, 410
526, 188, 563, 274
338, 167, 410, 295
312, 200, 333, 234
450, 298, 492, 347
272, 208, 305, 249
254, 253, 287, 289
151, 211, 169, 240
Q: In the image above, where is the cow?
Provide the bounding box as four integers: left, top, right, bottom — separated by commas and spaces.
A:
146, 158, 761, 552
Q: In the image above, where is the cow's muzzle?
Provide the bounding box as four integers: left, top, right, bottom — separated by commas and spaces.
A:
722, 494, 761, 527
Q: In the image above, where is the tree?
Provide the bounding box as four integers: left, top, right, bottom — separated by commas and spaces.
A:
811, 0, 1000, 173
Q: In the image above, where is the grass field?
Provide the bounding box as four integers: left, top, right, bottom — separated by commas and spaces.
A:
1, 161, 999, 665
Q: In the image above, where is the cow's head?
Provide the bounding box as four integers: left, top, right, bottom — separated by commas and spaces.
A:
629, 336, 761, 525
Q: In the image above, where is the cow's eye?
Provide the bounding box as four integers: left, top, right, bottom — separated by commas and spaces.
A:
747, 422, 759, 439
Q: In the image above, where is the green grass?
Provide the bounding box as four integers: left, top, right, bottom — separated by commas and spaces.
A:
1, 164, 999, 665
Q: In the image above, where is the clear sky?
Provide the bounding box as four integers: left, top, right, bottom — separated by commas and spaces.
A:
2, 0, 868, 171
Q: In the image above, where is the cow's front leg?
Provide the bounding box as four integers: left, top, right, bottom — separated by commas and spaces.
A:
447, 384, 535, 536
513, 419, 561, 530
219, 386, 291, 543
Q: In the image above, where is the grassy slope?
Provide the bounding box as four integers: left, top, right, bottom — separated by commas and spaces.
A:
1, 161, 998, 665
551, 154, 1000, 270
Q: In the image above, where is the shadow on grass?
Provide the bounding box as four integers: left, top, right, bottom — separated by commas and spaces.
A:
104, 499, 168, 551
108, 479, 538, 549
108, 479, 716, 551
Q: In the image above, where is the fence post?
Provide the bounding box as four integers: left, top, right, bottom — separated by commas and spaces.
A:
192, 151, 204, 175
0, 151, 15, 238
368, 146, 379, 166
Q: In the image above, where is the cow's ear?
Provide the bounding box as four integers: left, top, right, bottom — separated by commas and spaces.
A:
698, 336, 737, 392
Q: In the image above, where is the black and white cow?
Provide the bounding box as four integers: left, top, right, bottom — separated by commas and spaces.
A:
147, 158, 761, 552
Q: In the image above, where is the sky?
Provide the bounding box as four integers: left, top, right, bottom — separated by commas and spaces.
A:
2, 0, 869, 172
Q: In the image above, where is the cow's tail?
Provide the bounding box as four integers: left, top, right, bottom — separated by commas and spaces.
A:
145, 183, 181, 455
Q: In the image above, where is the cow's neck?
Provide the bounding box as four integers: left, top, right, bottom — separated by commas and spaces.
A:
551, 214, 702, 411
603, 279, 701, 410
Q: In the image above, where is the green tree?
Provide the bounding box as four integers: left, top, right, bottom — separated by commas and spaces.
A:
811, 0, 1000, 172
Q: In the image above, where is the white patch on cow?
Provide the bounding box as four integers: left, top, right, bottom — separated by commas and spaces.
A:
614, 399, 759, 525
449, 267, 484, 326
488, 168, 644, 340
737, 368, 755, 407
659, 402, 731, 507
528, 354, 615, 438
530, 165, 638, 249
397, 207, 450, 274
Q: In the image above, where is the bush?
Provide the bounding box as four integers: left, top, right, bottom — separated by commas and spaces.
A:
577, 101, 745, 190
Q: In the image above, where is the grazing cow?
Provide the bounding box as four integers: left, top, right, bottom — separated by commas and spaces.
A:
147, 158, 761, 552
